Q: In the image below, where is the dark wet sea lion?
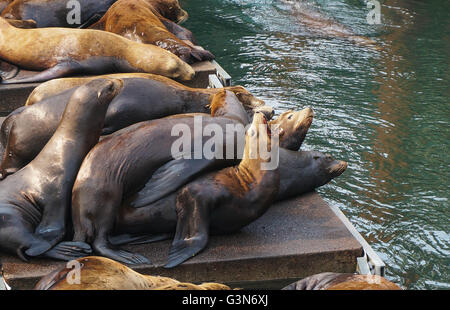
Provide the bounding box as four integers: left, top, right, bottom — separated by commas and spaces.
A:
275, 149, 347, 202
0, 74, 269, 178
113, 149, 346, 243
1, 0, 117, 28
66, 91, 252, 264
35, 256, 231, 290
282, 272, 402, 290
0, 17, 195, 84
0, 78, 122, 261
89, 0, 214, 64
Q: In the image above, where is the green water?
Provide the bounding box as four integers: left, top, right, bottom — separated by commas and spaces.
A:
181, 0, 449, 289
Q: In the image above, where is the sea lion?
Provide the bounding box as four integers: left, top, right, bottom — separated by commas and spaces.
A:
89, 0, 214, 64
275, 149, 347, 202
35, 256, 231, 290
0, 78, 122, 261
57, 112, 278, 266
0, 75, 269, 178
65, 90, 252, 264
1, 0, 117, 28
0, 17, 195, 84
282, 272, 402, 290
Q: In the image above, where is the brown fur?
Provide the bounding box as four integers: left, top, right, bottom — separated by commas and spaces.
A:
89, 0, 213, 64
35, 256, 231, 290
0, 17, 195, 80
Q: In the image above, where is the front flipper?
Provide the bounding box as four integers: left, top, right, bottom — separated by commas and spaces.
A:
165, 189, 210, 268
43, 242, 92, 261
0, 61, 81, 84
109, 233, 172, 246
131, 158, 219, 208
93, 241, 151, 265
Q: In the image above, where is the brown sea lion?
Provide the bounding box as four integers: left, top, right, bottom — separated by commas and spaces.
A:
282, 272, 402, 290
0, 17, 195, 84
0, 74, 269, 179
35, 256, 231, 290
0, 78, 122, 261
1, 0, 117, 28
89, 0, 214, 64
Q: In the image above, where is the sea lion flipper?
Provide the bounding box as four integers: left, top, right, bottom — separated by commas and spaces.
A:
131, 158, 218, 208
165, 190, 210, 268
0, 61, 80, 84
43, 242, 92, 261
109, 233, 172, 246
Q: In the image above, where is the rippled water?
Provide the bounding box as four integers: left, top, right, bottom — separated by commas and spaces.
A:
181, 0, 449, 289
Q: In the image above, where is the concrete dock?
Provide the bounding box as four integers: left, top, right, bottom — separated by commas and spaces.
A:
1, 192, 362, 290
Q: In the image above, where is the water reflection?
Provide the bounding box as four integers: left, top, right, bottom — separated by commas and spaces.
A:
181, 0, 449, 289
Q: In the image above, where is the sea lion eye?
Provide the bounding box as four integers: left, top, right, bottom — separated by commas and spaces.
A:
288, 114, 293, 120
313, 156, 320, 160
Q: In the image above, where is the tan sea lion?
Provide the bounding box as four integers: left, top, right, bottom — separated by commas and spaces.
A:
283, 272, 402, 290
89, 0, 214, 64
0, 17, 195, 84
35, 256, 231, 290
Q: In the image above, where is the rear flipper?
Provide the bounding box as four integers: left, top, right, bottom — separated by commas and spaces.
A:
131, 157, 219, 208
165, 188, 210, 268
0, 61, 82, 84
109, 233, 172, 246
190, 47, 215, 63
43, 242, 92, 261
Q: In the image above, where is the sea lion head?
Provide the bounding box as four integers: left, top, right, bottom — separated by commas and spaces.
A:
148, 0, 189, 24
309, 151, 347, 183
270, 107, 314, 151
